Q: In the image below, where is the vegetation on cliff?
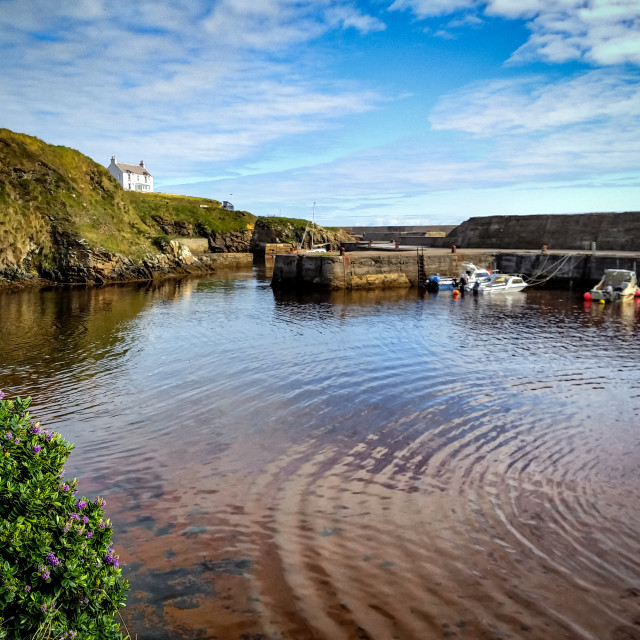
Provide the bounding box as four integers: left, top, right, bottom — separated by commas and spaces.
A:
0, 129, 255, 282
251, 216, 353, 251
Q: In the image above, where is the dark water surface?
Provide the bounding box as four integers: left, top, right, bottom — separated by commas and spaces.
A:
1, 269, 640, 640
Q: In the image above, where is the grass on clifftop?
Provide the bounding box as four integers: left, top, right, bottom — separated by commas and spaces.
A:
258, 215, 309, 229
0, 128, 256, 263
131, 192, 256, 235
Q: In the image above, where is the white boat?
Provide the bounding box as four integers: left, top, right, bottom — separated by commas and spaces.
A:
297, 202, 329, 253
588, 269, 638, 301
475, 273, 528, 293
460, 262, 492, 291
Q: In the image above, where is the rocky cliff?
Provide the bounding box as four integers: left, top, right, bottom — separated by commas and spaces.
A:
0, 129, 255, 287
250, 217, 354, 253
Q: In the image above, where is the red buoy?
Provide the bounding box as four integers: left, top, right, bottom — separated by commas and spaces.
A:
635, 288, 640, 298
584, 291, 592, 301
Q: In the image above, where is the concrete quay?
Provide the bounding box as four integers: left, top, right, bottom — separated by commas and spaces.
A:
270, 248, 640, 291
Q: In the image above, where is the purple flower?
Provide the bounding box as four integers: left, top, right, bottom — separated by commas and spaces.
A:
31, 424, 41, 434
56, 468, 66, 479
14, 438, 20, 443
75, 500, 87, 510
114, 557, 119, 568
32, 445, 41, 453
61, 484, 70, 492
40, 570, 50, 580
5, 433, 12, 439
104, 554, 114, 564
0, 391, 5, 400
46, 552, 60, 567
86, 531, 93, 539
82, 516, 89, 524
99, 520, 105, 529
24, 585, 31, 592
62, 524, 70, 533
70, 513, 78, 520
40, 604, 47, 612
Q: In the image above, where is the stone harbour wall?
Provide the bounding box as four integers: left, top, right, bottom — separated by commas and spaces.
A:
271, 251, 494, 291
439, 211, 640, 251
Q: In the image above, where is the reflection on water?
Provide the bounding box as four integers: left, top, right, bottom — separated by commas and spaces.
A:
1, 273, 640, 640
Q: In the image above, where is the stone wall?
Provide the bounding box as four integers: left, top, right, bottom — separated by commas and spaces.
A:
495, 252, 640, 285
438, 211, 640, 251
271, 251, 494, 291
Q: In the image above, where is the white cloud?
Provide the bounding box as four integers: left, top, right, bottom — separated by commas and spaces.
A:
505, 0, 640, 65
430, 70, 640, 134
388, 0, 476, 18
388, 0, 640, 66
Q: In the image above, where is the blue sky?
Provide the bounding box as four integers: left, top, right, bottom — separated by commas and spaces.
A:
1, 0, 639, 226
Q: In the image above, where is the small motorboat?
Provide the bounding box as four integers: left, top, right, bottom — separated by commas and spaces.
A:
460, 263, 492, 290
425, 274, 457, 292
474, 273, 528, 293
586, 269, 639, 302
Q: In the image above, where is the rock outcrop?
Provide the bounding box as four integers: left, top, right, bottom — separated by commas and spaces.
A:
250, 217, 353, 254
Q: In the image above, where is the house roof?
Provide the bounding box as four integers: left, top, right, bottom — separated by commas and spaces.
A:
114, 162, 152, 177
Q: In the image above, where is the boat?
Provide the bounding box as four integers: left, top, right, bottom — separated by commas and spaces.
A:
474, 273, 528, 293
297, 203, 329, 253
459, 263, 492, 290
586, 269, 639, 302
425, 274, 457, 292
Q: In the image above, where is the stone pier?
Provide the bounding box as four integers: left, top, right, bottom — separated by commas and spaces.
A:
270, 249, 640, 291
270, 250, 492, 291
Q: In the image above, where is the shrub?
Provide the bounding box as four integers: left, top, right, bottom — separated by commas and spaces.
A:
0, 393, 129, 639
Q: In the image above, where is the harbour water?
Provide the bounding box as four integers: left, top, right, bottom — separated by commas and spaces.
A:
1, 268, 639, 640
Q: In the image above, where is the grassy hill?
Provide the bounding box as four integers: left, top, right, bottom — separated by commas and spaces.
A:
0, 128, 256, 280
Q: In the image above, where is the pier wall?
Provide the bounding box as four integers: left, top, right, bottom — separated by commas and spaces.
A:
271, 251, 493, 291
495, 252, 640, 286
438, 211, 640, 251
271, 250, 640, 291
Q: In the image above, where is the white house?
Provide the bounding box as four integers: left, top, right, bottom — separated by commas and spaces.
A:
107, 157, 153, 192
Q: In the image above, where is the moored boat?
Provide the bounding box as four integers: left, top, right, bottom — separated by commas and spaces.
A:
459, 262, 492, 290
475, 273, 528, 293
586, 269, 639, 302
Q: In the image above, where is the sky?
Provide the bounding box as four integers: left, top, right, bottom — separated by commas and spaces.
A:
1, 0, 639, 226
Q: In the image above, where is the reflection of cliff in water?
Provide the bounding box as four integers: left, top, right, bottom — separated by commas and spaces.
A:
0, 279, 200, 405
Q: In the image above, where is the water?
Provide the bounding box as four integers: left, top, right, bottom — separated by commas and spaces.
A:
1, 269, 640, 640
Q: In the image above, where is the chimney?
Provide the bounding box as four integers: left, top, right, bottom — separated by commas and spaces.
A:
140, 160, 145, 168
111, 156, 116, 163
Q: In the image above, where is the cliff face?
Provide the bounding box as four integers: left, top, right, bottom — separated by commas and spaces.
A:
250, 217, 354, 253
0, 129, 257, 286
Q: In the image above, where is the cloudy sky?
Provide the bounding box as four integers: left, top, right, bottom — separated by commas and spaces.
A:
1, 0, 639, 226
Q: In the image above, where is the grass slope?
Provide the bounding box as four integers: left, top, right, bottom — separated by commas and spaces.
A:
0, 129, 256, 267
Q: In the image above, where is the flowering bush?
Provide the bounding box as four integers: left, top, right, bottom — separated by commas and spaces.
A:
0, 393, 129, 639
